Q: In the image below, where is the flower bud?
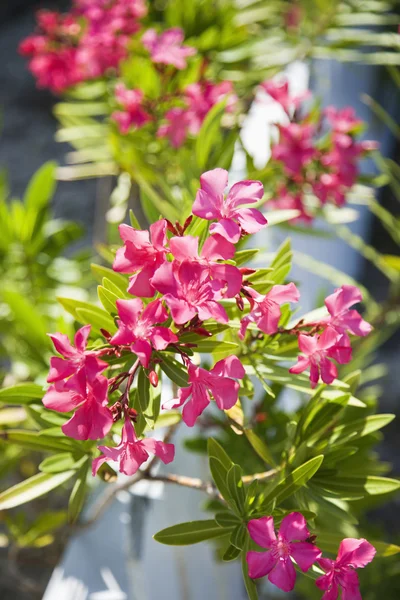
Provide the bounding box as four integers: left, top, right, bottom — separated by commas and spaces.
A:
149, 370, 159, 387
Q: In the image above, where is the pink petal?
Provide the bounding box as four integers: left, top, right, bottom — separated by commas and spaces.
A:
163, 385, 192, 411
182, 383, 210, 426
211, 378, 240, 411
149, 219, 167, 250
341, 584, 362, 600
246, 550, 276, 579
150, 262, 179, 296
200, 168, 229, 199
116, 298, 143, 326
238, 316, 251, 340
198, 299, 228, 324
141, 298, 168, 325
310, 363, 320, 388
289, 355, 310, 375
247, 517, 276, 548
236, 207, 268, 234
210, 218, 241, 243
266, 283, 300, 305
201, 234, 236, 261
290, 542, 321, 572
298, 334, 319, 355
192, 189, 222, 220
119, 442, 148, 475
337, 538, 376, 569
150, 327, 178, 350
268, 557, 296, 592
212, 355, 246, 379
315, 575, 339, 600
132, 339, 152, 368
339, 310, 372, 337
42, 386, 82, 413
165, 296, 196, 325
279, 512, 310, 542
141, 439, 175, 464
325, 285, 362, 316
74, 325, 91, 352
128, 266, 158, 297
227, 180, 264, 208
320, 358, 337, 385
256, 300, 282, 335
110, 323, 135, 346
62, 402, 112, 441
210, 263, 242, 297
48, 332, 76, 359
47, 357, 77, 383
178, 260, 205, 287
318, 327, 341, 350
92, 455, 107, 477
169, 235, 199, 261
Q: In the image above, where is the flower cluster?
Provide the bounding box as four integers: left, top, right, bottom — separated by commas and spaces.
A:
111, 76, 236, 146
262, 79, 377, 222
41, 168, 370, 477
289, 285, 372, 388
246, 512, 376, 598
19, 1, 147, 93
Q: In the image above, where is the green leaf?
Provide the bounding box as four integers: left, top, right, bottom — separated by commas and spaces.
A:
153, 520, 227, 546
39, 453, 86, 474
210, 457, 233, 506
23, 161, 57, 241
244, 429, 275, 466
193, 340, 239, 354
234, 249, 259, 266
223, 544, 241, 561
0, 383, 44, 405
241, 539, 259, 600
158, 354, 189, 387
75, 307, 117, 335
327, 414, 395, 446
208, 438, 234, 471
98, 286, 118, 315
226, 464, 246, 514
230, 523, 247, 550
68, 461, 89, 524
196, 99, 228, 170
0, 471, 75, 510
137, 368, 151, 414
0, 430, 80, 453
312, 475, 400, 499
215, 511, 241, 528
261, 456, 324, 507
91, 264, 129, 294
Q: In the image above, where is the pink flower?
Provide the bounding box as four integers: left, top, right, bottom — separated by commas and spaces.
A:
261, 78, 309, 115
169, 234, 242, 297
157, 107, 192, 148
289, 327, 352, 388
47, 325, 107, 383
163, 356, 245, 426
113, 219, 168, 297
110, 298, 178, 367
92, 418, 175, 476
316, 538, 376, 600
43, 369, 113, 441
192, 168, 267, 243
246, 512, 321, 592
239, 283, 300, 339
324, 106, 363, 135
312, 173, 346, 207
142, 28, 196, 69
272, 123, 316, 176
151, 260, 229, 325
184, 80, 237, 134
324, 285, 372, 338
112, 83, 151, 133
268, 187, 313, 223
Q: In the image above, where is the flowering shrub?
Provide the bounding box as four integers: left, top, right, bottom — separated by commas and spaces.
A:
0, 167, 397, 599
260, 79, 378, 222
